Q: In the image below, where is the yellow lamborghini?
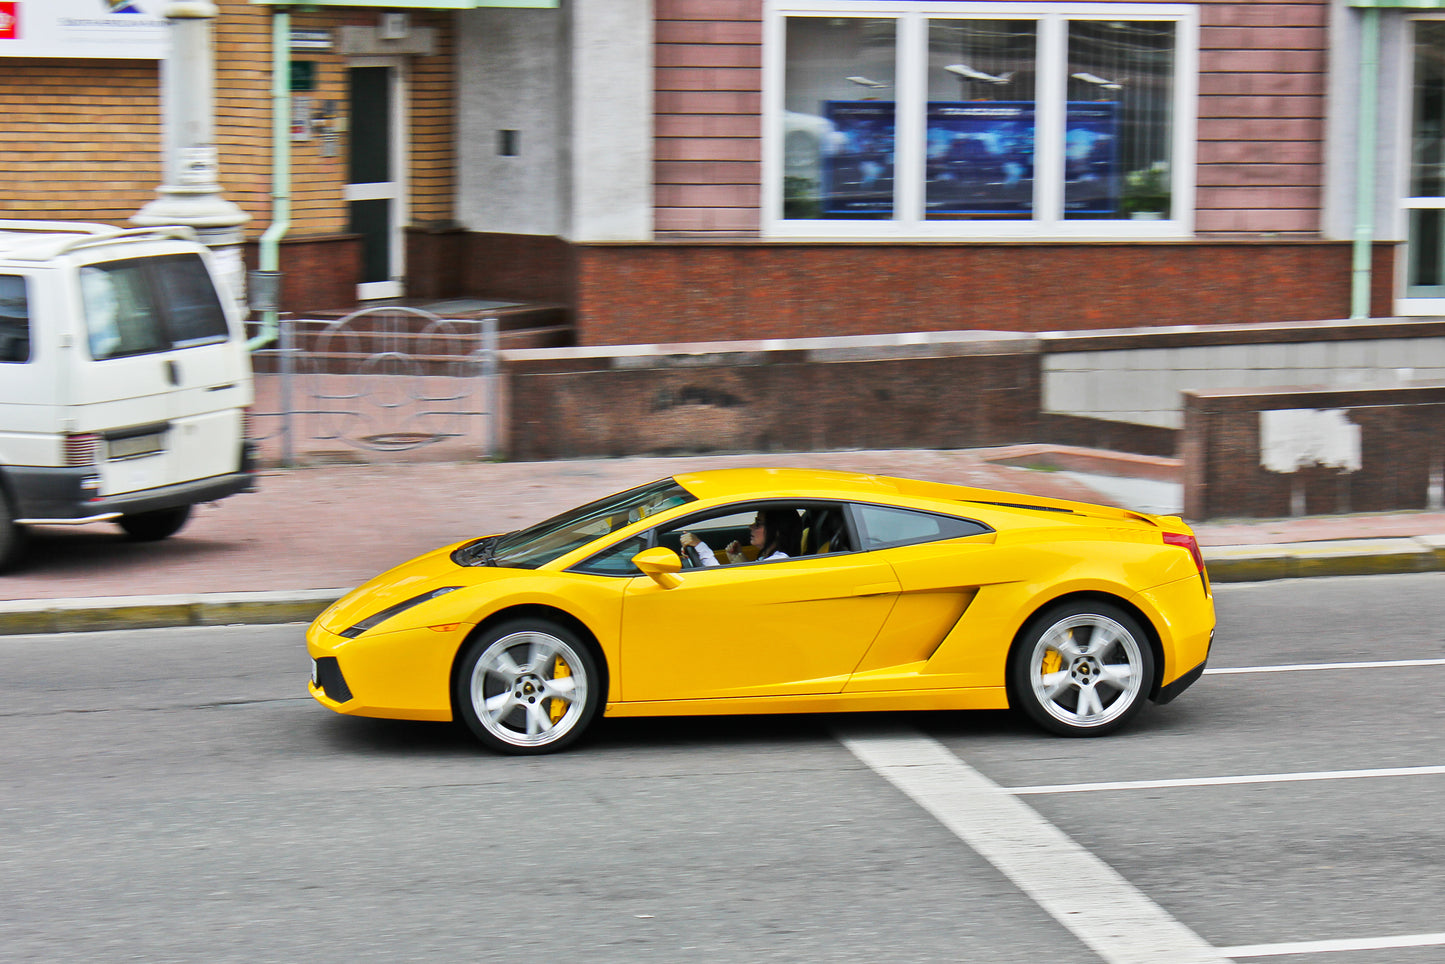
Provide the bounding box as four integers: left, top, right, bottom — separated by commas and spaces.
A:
307, 468, 1214, 753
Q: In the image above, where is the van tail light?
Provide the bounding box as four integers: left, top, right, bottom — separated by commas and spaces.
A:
64, 433, 102, 466
1163, 531, 1210, 591
242, 406, 254, 440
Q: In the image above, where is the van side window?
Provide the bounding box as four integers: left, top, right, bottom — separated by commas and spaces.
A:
81, 262, 167, 360
0, 275, 29, 363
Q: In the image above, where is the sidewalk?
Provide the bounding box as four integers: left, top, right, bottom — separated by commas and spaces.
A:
2, 446, 1442, 634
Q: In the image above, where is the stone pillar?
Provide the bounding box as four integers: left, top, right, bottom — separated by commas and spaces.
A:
132, 1, 249, 318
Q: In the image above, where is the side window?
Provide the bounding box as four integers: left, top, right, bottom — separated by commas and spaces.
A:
0, 275, 29, 363
659, 504, 807, 564
572, 534, 650, 577
80, 262, 167, 360
155, 255, 229, 347
854, 504, 991, 551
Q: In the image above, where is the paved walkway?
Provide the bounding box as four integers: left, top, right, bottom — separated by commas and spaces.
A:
2, 447, 1442, 633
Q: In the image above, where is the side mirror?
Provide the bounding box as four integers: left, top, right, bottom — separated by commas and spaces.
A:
633, 546, 683, 589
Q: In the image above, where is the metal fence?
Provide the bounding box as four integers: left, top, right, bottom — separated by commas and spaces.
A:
249, 307, 501, 465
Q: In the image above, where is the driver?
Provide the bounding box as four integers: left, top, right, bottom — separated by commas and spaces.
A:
679, 510, 802, 567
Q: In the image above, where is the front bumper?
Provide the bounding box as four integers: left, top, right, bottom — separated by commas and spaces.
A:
306, 620, 459, 722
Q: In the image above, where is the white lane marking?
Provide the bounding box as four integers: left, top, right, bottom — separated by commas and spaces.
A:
1219, 932, 1445, 958
1010, 765, 1445, 796
1206, 658, 1445, 675
840, 727, 1232, 964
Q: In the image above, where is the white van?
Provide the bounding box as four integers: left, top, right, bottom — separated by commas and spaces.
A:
0, 220, 256, 572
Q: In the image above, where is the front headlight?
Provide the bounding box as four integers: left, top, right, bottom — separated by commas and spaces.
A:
339, 586, 462, 638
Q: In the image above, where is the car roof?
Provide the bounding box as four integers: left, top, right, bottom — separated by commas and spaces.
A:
672, 467, 902, 502
0, 222, 200, 262
671, 466, 1167, 531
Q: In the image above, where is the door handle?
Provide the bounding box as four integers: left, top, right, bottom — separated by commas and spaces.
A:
165, 359, 180, 386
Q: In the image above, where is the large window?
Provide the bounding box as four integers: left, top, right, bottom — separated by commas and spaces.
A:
765, 2, 1197, 238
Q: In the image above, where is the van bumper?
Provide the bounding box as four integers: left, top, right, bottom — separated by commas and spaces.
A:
7, 462, 256, 525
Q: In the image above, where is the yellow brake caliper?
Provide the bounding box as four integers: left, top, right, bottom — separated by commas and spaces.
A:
1040, 648, 1062, 678
548, 655, 571, 724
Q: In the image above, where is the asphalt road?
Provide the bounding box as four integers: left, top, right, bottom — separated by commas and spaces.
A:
2, 573, 1442, 963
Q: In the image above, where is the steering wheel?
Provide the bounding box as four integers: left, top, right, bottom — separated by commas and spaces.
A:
682, 543, 702, 569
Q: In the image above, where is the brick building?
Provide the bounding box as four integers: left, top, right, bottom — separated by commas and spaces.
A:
2, 1, 1441, 346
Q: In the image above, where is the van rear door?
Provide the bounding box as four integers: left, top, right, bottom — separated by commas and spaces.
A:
71, 248, 252, 498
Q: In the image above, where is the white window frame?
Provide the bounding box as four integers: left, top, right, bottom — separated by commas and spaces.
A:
762, 0, 1199, 241
1397, 14, 1445, 316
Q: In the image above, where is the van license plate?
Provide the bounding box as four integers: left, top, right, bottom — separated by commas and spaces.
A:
107, 433, 165, 460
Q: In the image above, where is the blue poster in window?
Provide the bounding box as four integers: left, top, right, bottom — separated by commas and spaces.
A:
822, 101, 895, 216
923, 101, 1120, 216
1063, 102, 1120, 215
926, 102, 1035, 215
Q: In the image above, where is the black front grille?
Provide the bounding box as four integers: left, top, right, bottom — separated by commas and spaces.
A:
314, 657, 353, 703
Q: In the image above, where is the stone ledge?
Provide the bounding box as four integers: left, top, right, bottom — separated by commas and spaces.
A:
0, 590, 346, 637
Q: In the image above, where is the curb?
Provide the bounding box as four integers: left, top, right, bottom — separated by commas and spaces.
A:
0, 589, 345, 637
1, 538, 1443, 636
1203, 536, 1445, 583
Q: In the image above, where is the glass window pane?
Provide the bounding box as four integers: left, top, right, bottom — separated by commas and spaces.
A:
926, 19, 1038, 220
1407, 208, 1445, 296
1065, 20, 1175, 221
782, 17, 896, 220
0, 275, 30, 364
1411, 22, 1445, 198
80, 262, 167, 360
154, 255, 230, 348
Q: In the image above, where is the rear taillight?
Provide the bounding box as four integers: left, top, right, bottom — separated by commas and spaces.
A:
64, 433, 102, 466
1162, 531, 1203, 571
1163, 531, 1210, 591
242, 406, 254, 440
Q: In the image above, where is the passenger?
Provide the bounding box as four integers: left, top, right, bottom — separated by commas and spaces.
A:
680, 509, 802, 567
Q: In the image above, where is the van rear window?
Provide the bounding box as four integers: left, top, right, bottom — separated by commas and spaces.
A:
80, 254, 230, 360
0, 275, 28, 364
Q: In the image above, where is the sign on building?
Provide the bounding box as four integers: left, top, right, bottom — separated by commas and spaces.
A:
0, 0, 169, 59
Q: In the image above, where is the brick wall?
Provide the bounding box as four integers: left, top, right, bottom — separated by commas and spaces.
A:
651, 1, 1330, 240
570, 240, 1393, 345
654, 0, 763, 237
1182, 383, 1445, 519
0, 60, 161, 221
0, 2, 454, 245
1195, 1, 1327, 234
504, 346, 1040, 460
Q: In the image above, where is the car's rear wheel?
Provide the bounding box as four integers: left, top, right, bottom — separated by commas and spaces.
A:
1008, 600, 1154, 737
455, 620, 601, 754
0, 486, 25, 573
117, 505, 192, 541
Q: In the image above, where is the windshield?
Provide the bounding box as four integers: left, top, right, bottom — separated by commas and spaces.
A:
460, 478, 695, 569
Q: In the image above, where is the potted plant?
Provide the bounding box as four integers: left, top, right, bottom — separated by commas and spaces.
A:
1121, 162, 1170, 219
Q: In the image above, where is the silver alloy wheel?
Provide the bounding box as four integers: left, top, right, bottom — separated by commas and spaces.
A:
469, 630, 589, 749
1028, 613, 1145, 730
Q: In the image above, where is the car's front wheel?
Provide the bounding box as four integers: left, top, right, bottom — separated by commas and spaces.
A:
455, 620, 602, 754
1008, 600, 1155, 737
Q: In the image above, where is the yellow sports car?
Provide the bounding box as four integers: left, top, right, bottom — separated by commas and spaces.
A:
307, 468, 1214, 753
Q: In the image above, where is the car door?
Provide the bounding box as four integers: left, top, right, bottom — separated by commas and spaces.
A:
617, 504, 900, 702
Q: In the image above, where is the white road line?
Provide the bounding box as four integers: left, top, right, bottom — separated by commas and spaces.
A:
1219, 932, 1445, 958
1206, 658, 1445, 675
1010, 765, 1445, 796
839, 727, 1232, 964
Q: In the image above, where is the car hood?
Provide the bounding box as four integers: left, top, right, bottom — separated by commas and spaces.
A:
313, 539, 527, 635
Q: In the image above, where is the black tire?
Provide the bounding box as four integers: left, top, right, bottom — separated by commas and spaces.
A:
454, 618, 602, 755
1007, 599, 1155, 737
0, 486, 25, 574
117, 505, 193, 541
